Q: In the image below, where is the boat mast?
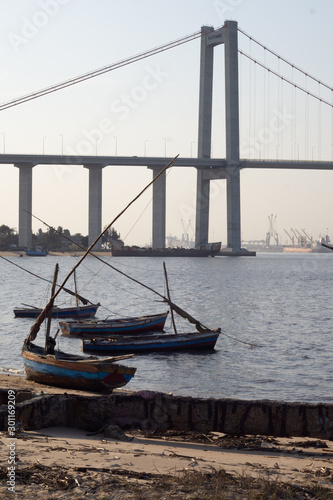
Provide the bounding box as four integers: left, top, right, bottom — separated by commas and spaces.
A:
73, 269, 79, 307
45, 263, 59, 353
163, 262, 178, 335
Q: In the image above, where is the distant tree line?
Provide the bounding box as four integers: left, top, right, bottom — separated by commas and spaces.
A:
0, 224, 121, 251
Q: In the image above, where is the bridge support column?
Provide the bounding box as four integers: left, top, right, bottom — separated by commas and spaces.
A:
85, 164, 103, 250
226, 165, 241, 251
195, 170, 210, 244
224, 20, 241, 252
149, 165, 166, 249
195, 26, 215, 245
15, 162, 35, 248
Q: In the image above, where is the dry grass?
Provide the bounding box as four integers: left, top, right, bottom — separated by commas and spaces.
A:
1, 464, 333, 499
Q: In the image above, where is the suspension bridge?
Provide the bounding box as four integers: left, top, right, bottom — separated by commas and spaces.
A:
1, 20, 333, 254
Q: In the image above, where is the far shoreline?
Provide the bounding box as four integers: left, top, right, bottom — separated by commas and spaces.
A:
0, 250, 113, 257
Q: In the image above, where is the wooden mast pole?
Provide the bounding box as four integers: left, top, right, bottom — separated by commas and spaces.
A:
45, 263, 59, 352
163, 261, 178, 335
73, 269, 79, 307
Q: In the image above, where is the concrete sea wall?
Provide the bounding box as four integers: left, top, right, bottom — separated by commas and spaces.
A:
1, 389, 333, 439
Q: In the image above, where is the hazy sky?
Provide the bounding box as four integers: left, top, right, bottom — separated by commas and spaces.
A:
0, 0, 332, 246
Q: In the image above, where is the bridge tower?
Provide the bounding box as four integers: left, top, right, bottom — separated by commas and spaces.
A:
196, 20, 241, 252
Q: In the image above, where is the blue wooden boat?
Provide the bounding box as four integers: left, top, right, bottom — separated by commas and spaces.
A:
22, 340, 136, 392
59, 311, 168, 337
25, 248, 48, 256
13, 266, 100, 319
80, 261, 221, 355
81, 329, 221, 354
22, 263, 136, 393
14, 303, 100, 319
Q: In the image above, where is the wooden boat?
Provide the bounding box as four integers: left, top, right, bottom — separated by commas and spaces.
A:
14, 303, 100, 319
13, 265, 100, 320
22, 264, 136, 392
22, 341, 136, 392
82, 262, 221, 354
59, 311, 169, 337
82, 330, 220, 355
25, 248, 48, 256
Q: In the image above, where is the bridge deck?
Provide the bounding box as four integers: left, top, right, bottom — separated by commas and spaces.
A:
0, 154, 333, 170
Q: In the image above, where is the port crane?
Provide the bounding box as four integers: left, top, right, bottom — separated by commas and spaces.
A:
294, 228, 307, 247
290, 228, 301, 246
180, 219, 194, 248
301, 228, 313, 247
284, 228, 294, 246
266, 214, 278, 247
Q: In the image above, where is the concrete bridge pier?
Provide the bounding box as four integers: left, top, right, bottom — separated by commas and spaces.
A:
226, 165, 241, 251
15, 162, 35, 249
195, 169, 211, 245
85, 164, 103, 250
149, 165, 166, 249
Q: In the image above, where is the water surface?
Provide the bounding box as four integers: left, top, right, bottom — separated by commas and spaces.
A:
1, 252, 332, 403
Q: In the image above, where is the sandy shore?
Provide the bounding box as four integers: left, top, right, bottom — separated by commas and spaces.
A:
1, 374, 333, 498
1, 426, 333, 498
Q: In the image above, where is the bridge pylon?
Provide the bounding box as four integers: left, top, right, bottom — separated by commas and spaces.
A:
196, 20, 245, 254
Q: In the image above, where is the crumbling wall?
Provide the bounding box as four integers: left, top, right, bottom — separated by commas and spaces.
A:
1, 390, 332, 439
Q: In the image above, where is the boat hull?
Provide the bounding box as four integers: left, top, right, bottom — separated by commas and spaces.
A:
25, 249, 48, 256
22, 343, 136, 392
112, 244, 221, 257
82, 330, 220, 354
60, 311, 168, 336
14, 304, 100, 319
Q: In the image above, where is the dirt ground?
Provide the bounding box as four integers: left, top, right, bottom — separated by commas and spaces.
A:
1, 374, 333, 499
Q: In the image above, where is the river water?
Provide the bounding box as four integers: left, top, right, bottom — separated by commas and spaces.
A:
1, 252, 332, 403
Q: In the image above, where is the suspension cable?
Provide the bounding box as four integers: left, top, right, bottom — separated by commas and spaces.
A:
238, 50, 333, 108
0, 27, 220, 112
238, 27, 333, 93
